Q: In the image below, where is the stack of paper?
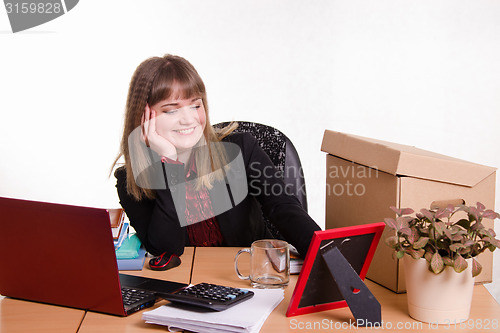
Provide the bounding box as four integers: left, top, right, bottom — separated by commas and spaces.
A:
289, 245, 303, 275
116, 247, 147, 270
109, 209, 130, 249
109, 209, 125, 238
290, 257, 304, 275
116, 234, 147, 270
116, 233, 142, 259
143, 288, 284, 333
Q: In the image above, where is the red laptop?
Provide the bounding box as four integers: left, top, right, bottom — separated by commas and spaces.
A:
0, 196, 187, 316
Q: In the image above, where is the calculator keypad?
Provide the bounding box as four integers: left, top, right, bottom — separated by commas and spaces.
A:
179, 283, 247, 302
163, 282, 254, 311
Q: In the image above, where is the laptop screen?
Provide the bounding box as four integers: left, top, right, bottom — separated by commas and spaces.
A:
0, 196, 128, 315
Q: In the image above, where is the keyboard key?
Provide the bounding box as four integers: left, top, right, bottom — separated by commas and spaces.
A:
162, 282, 254, 311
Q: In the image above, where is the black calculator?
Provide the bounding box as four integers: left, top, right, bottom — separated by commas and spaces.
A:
162, 282, 254, 311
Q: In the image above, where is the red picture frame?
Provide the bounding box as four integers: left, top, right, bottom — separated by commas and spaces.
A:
286, 222, 385, 317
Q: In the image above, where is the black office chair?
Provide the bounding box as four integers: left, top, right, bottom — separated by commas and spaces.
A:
214, 121, 308, 239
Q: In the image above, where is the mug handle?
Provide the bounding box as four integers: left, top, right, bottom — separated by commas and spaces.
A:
234, 248, 251, 280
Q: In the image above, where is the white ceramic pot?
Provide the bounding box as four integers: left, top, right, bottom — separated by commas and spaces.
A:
403, 256, 475, 324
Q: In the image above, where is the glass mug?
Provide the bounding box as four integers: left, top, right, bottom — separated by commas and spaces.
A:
234, 239, 290, 288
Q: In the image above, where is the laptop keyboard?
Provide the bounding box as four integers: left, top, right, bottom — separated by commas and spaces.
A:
121, 287, 156, 306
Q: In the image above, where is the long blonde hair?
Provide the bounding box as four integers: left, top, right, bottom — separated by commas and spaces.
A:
112, 54, 236, 200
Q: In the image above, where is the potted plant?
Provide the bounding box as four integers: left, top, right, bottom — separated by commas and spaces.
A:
384, 202, 500, 324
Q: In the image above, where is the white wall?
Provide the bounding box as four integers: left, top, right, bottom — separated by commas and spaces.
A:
1, 0, 500, 295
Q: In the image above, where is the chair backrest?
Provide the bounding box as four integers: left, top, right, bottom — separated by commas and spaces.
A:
214, 121, 308, 211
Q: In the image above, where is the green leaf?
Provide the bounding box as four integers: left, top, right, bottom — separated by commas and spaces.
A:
453, 255, 468, 273
443, 257, 454, 266
399, 228, 412, 237
420, 209, 435, 221
434, 222, 446, 235
412, 237, 429, 249
463, 240, 475, 247
443, 229, 453, 240
456, 219, 472, 231
459, 247, 471, 255
396, 251, 405, 259
430, 252, 444, 274
385, 235, 399, 247
384, 218, 398, 230
435, 207, 451, 219
483, 210, 500, 220
471, 243, 482, 256
471, 222, 484, 232
468, 212, 478, 223
419, 228, 430, 235
472, 258, 482, 277
396, 216, 411, 230
401, 208, 415, 215
449, 243, 464, 252
478, 229, 489, 237
407, 248, 425, 259
390, 206, 415, 216
389, 206, 402, 216
487, 228, 497, 238
408, 227, 419, 244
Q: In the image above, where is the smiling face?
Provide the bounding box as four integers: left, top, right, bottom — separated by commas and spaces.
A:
150, 95, 206, 152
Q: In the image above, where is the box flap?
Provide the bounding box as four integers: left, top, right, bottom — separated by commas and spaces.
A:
321, 130, 496, 187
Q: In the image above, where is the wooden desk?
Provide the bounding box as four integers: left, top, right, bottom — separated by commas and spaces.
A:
0, 248, 194, 333
77, 247, 194, 333
191, 247, 500, 333
0, 296, 84, 333
2, 247, 500, 332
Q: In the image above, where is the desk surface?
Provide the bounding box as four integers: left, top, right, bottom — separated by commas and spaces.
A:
0, 247, 194, 333
2, 246, 500, 333
0, 297, 84, 333
77, 247, 194, 333
190, 247, 500, 333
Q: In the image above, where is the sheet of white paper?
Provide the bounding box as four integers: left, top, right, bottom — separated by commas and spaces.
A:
143, 288, 284, 333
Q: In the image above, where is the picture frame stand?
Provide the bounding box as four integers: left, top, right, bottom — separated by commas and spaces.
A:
320, 244, 381, 327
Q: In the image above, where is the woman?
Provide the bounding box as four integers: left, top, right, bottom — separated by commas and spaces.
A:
113, 54, 321, 270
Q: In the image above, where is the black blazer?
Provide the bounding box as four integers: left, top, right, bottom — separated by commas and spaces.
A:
115, 132, 321, 257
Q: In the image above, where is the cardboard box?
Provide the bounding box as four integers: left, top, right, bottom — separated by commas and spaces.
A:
321, 130, 497, 293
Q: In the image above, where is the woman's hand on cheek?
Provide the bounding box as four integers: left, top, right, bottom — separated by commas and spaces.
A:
141, 104, 177, 160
